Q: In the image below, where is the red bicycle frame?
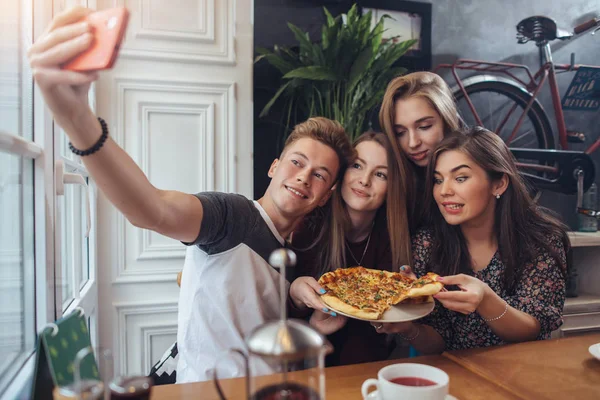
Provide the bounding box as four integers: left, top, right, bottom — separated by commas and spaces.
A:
434, 59, 600, 155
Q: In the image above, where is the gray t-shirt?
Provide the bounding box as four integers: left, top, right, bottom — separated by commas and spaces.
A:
188, 192, 282, 259
176, 192, 286, 383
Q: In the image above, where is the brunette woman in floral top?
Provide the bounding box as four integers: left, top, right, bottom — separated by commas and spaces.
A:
372, 127, 570, 353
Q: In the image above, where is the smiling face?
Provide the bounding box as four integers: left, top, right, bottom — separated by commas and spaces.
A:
266, 137, 340, 220
341, 140, 388, 215
394, 96, 445, 167
433, 150, 506, 227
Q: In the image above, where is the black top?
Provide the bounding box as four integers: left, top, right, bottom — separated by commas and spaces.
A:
290, 211, 396, 366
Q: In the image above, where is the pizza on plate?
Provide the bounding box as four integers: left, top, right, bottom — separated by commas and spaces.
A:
317, 267, 443, 320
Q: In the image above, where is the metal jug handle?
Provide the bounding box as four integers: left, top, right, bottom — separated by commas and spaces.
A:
212, 348, 250, 400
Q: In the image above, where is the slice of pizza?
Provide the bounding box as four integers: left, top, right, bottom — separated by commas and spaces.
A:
318, 267, 400, 320
318, 267, 443, 320
392, 272, 443, 305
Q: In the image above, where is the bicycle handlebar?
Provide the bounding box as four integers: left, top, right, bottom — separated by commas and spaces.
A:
574, 17, 600, 34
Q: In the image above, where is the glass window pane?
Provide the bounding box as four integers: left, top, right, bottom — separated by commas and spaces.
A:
59, 125, 76, 162
80, 178, 90, 289
0, 152, 34, 382
60, 163, 91, 307
59, 184, 75, 311
0, 0, 35, 389
0, 0, 33, 141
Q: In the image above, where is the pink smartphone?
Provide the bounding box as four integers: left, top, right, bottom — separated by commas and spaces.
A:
62, 7, 130, 71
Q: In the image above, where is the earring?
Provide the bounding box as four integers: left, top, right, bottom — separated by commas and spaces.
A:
495, 194, 501, 199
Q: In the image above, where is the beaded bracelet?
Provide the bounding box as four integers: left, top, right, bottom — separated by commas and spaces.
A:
397, 325, 420, 341
482, 301, 509, 322
68, 117, 109, 156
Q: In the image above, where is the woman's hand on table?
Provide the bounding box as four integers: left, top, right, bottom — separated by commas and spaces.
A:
289, 277, 337, 316
310, 310, 348, 335
434, 274, 490, 314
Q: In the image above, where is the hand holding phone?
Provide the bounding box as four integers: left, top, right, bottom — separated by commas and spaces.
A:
62, 7, 129, 71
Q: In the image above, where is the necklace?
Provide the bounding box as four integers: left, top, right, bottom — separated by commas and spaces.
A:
345, 223, 374, 266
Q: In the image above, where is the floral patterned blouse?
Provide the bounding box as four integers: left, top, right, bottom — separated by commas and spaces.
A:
412, 228, 567, 351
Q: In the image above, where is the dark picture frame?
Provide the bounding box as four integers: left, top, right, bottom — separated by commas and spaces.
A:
357, 0, 432, 70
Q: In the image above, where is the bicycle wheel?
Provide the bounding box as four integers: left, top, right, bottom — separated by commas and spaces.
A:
454, 77, 555, 151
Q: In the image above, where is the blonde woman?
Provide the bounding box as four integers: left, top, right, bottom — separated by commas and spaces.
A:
289, 131, 413, 366
379, 71, 461, 228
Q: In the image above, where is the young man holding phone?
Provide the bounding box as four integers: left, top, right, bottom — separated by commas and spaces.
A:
29, 6, 356, 382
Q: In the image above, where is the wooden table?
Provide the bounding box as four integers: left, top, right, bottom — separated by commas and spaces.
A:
445, 333, 600, 400
151, 334, 600, 399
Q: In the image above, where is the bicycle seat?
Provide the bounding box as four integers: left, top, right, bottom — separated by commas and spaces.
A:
517, 16, 572, 45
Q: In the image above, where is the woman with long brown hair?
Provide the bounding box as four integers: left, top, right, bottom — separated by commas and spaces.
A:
379, 71, 461, 228
288, 131, 413, 366
372, 127, 570, 353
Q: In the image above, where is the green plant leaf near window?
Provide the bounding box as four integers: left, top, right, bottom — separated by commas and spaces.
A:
256, 4, 417, 143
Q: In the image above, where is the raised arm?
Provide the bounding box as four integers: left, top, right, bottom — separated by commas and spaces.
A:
28, 6, 203, 243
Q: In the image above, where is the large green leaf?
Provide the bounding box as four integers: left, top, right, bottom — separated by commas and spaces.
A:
283, 66, 339, 81
368, 18, 385, 56
321, 25, 330, 50
347, 44, 374, 92
346, 4, 359, 27
255, 53, 296, 74
278, 46, 301, 63
371, 39, 417, 72
260, 80, 294, 118
323, 7, 336, 28
288, 23, 315, 60
356, 11, 373, 49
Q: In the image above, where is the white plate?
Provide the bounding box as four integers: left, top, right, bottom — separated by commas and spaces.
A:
365, 389, 457, 400
330, 301, 434, 323
589, 343, 600, 360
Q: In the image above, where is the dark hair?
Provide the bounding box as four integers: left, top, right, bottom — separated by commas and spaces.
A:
425, 127, 570, 291
379, 72, 460, 140
282, 117, 356, 183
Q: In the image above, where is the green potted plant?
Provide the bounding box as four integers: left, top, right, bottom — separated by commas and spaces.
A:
256, 4, 417, 142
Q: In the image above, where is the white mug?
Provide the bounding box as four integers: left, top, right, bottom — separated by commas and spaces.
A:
361, 363, 449, 400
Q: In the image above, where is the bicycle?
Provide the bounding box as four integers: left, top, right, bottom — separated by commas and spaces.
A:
434, 15, 600, 215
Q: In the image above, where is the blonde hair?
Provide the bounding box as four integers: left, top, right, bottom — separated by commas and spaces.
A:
282, 117, 356, 182
318, 131, 412, 274
378, 72, 460, 229
379, 71, 460, 142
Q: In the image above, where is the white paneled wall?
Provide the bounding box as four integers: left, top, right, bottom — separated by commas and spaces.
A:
113, 301, 178, 375
96, 0, 253, 376
112, 78, 235, 284
117, 0, 235, 64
